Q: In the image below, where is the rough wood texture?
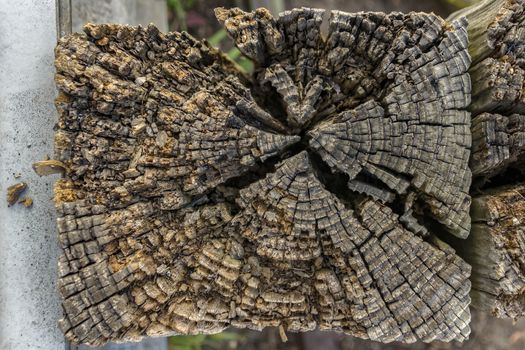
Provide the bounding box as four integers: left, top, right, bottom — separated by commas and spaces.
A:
450, 0, 525, 179
449, 0, 525, 319
53, 7, 473, 346
470, 112, 525, 179
457, 184, 525, 318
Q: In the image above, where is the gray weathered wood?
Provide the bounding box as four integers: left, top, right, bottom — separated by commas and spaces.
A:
53, 7, 473, 346
449, 0, 525, 318
451, 0, 525, 178
470, 112, 525, 179
57, 0, 73, 38
458, 184, 525, 318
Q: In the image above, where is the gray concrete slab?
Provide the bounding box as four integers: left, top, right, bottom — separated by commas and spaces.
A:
0, 1, 64, 349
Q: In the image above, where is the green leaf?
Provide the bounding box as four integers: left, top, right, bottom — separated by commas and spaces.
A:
183, 0, 196, 8
207, 331, 242, 341
238, 57, 254, 74
442, 0, 481, 8
226, 47, 241, 60
167, 0, 180, 10
167, 0, 187, 31
207, 29, 227, 47
169, 334, 207, 350
169, 332, 243, 350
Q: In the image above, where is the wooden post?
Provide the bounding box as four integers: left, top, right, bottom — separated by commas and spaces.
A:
0, 1, 168, 350
449, 0, 525, 318
57, 0, 73, 38
465, 184, 525, 318
60, 2, 171, 349
62, 2, 170, 349
52, 6, 475, 346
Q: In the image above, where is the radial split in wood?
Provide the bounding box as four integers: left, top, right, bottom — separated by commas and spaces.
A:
53, 7, 472, 346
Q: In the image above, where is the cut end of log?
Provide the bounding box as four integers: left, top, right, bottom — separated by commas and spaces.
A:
53, 6, 473, 346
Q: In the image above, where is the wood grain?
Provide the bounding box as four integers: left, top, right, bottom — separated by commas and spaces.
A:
449, 0, 525, 318
463, 184, 525, 319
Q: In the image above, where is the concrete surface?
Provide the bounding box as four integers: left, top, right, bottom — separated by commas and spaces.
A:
0, 1, 64, 349
0, 1, 168, 350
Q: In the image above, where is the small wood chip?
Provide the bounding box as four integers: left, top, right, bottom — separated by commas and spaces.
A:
32, 160, 67, 176
7, 182, 27, 206
19, 196, 33, 208
278, 324, 288, 343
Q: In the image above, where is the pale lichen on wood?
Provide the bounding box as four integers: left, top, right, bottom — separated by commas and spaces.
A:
53, 6, 473, 346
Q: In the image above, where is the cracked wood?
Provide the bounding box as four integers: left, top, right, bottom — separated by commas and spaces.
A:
53, 7, 472, 346
449, 0, 525, 319
461, 184, 525, 319
451, 0, 525, 180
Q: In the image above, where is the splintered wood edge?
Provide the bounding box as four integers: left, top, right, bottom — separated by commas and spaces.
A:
470, 113, 525, 180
